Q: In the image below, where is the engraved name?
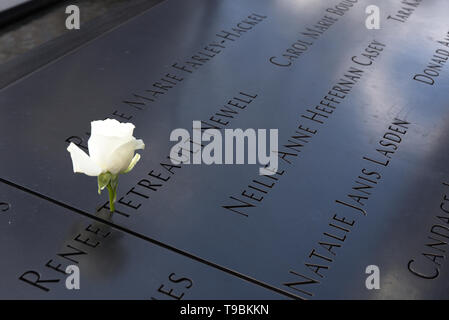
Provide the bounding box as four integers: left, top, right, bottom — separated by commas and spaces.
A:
223, 40, 386, 217
269, 0, 359, 67
407, 182, 449, 279
387, 0, 423, 24
413, 31, 449, 86
96, 91, 258, 217
18, 221, 111, 292
284, 117, 411, 298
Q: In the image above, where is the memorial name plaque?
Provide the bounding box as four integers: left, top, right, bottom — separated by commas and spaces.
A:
0, 183, 286, 299
1, 0, 449, 299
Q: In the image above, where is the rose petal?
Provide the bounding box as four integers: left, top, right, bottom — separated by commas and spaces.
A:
135, 139, 145, 150
106, 138, 140, 174
91, 118, 135, 138
67, 143, 102, 176
88, 134, 132, 171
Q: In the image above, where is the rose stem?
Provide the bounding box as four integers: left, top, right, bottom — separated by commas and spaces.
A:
107, 184, 115, 212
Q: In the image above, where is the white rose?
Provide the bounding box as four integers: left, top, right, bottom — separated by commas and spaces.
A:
67, 118, 145, 176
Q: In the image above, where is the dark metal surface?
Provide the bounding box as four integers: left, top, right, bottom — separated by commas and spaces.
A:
1, 0, 449, 299
0, 1, 32, 12
0, 0, 164, 87
0, 182, 286, 299
0, 0, 61, 28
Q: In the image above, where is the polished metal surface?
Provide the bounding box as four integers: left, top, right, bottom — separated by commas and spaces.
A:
0, 1, 31, 12
0, 182, 285, 299
1, 0, 449, 299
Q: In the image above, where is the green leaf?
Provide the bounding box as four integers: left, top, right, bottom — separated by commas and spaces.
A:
97, 172, 112, 194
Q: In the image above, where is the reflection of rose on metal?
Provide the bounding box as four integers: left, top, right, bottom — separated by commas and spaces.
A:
67, 119, 145, 212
